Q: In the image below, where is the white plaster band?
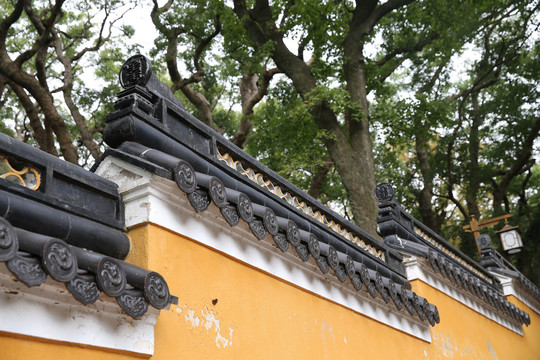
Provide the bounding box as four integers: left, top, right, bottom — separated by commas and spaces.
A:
0, 264, 158, 354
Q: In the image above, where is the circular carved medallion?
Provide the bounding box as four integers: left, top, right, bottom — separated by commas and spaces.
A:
374, 183, 394, 202
119, 55, 152, 88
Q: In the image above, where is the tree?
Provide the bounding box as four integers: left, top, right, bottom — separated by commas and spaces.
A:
230, 0, 404, 235
371, 0, 540, 269
0, 0, 138, 166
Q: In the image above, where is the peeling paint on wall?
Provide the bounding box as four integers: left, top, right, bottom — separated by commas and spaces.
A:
201, 307, 233, 348
426, 331, 491, 359
487, 339, 498, 360
173, 304, 233, 349
184, 308, 200, 328
321, 320, 336, 347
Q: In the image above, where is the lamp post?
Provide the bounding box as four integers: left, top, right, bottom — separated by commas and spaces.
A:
463, 214, 521, 256
496, 218, 523, 254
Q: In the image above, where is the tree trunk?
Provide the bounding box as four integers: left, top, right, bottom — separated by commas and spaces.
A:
234, 73, 259, 148
340, 4, 380, 235
308, 155, 332, 199
466, 93, 482, 218
233, 0, 385, 236
415, 132, 443, 233
313, 101, 378, 234
492, 116, 540, 214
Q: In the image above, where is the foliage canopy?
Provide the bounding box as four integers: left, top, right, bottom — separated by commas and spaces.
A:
1, 0, 539, 283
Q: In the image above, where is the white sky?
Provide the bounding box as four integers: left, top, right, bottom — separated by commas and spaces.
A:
121, 3, 158, 55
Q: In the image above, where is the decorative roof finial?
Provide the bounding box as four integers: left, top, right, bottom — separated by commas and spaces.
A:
374, 182, 394, 202
119, 54, 185, 109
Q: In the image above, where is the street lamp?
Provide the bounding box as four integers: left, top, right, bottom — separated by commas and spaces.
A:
463, 214, 522, 256
496, 219, 523, 254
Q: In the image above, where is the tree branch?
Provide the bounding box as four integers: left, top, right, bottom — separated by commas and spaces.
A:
7, 78, 57, 155
0, 0, 24, 46
375, 33, 440, 67
432, 191, 469, 220
234, 0, 315, 96
497, 117, 540, 192
192, 15, 221, 76
364, 0, 415, 34
233, 65, 281, 148
153, 1, 219, 129
307, 155, 332, 199
51, 27, 102, 160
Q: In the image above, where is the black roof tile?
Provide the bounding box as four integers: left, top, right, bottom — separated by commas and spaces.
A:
0, 134, 175, 319
376, 182, 531, 327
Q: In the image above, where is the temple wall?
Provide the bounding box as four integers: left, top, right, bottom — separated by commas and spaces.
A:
2, 218, 539, 360
122, 221, 540, 360
411, 279, 540, 359
126, 224, 426, 359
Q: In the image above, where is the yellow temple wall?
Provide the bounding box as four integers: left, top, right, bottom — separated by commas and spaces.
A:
411, 279, 540, 359
128, 223, 540, 360
1, 221, 538, 360
128, 224, 427, 359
